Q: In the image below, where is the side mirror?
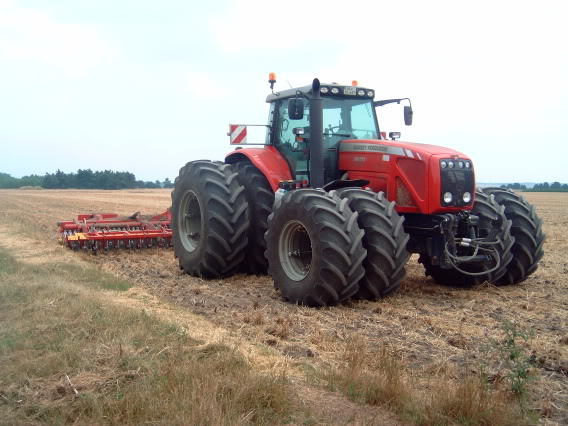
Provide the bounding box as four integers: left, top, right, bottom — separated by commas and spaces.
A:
404, 106, 413, 126
288, 98, 304, 120
389, 132, 401, 141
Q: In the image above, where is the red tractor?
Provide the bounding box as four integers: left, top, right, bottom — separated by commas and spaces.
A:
171, 76, 545, 306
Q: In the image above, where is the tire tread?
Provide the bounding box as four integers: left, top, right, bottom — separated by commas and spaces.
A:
482, 187, 545, 285
234, 161, 274, 274
334, 188, 410, 299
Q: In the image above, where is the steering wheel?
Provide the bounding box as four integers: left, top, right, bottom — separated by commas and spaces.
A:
326, 125, 342, 135
326, 125, 355, 137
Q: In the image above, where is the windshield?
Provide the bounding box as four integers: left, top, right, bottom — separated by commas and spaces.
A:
322, 98, 378, 140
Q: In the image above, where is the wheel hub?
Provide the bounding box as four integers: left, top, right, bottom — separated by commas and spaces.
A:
179, 190, 202, 252
278, 220, 313, 281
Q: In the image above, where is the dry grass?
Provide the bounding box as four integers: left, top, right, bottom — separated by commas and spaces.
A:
1, 189, 567, 424
266, 317, 291, 340
321, 337, 407, 408
311, 336, 526, 425
0, 249, 308, 425
244, 311, 266, 326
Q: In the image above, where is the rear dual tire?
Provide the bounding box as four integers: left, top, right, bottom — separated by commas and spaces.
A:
234, 161, 274, 275
171, 161, 249, 278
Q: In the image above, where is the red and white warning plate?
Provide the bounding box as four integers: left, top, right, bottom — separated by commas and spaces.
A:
229, 124, 248, 144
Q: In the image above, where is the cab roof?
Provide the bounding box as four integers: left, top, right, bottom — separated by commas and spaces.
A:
266, 83, 375, 103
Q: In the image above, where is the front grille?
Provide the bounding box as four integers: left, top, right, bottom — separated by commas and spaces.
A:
440, 161, 474, 207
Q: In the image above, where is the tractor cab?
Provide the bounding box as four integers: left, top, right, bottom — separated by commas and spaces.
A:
265, 85, 381, 183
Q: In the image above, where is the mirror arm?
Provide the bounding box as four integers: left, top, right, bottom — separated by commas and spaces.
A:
374, 98, 412, 108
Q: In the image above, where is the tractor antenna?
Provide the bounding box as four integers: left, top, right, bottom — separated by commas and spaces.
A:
286, 80, 292, 88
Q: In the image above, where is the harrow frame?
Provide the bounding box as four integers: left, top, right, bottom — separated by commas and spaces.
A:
58, 210, 172, 252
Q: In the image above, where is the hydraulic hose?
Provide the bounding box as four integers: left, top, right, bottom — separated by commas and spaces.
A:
444, 239, 502, 277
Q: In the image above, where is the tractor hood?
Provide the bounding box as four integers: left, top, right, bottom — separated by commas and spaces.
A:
338, 139, 469, 159
393, 141, 467, 157
338, 139, 475, 215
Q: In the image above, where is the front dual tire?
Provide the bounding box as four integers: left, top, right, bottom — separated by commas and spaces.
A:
264, 188, 412, 306
265, 189, 367, 307
334, 188, 410, 299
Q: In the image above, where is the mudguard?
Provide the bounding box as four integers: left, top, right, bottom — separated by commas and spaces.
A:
225, 146, 292, 192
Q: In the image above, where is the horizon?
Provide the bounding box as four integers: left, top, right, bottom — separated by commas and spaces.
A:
2, 168, 568, 188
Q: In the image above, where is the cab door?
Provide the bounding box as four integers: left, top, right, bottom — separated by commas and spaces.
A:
272, 99, 311, 181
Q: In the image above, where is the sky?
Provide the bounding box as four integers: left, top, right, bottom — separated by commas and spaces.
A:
0, 0, 566, 183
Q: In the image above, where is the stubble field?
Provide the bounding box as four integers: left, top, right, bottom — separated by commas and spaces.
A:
0, 189, 566, 424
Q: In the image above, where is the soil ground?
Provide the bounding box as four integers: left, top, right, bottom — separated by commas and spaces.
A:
0, 189, 566, 424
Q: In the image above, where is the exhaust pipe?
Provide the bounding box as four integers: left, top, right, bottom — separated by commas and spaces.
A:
309, 78, 324, 189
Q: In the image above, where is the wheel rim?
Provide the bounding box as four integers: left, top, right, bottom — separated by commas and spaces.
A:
278, 220, 313, 281
179, 190, 202, 252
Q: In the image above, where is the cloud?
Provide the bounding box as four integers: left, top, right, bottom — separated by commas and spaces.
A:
0, 0, 120, 76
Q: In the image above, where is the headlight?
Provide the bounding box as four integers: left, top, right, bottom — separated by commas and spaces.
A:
357, 89, 365, 96
465, 161, 471, 169
458, 161, 464, 168
331, 87, 339, 94
367, 90, 374, 97
463, 192, 472, 203
320, 87, 329, 94
443, 192, 453, 203
448, 161, 455, 168
441, 160, 447, 168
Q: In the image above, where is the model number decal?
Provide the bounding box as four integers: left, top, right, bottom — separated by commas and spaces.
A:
353, 156, 367, 162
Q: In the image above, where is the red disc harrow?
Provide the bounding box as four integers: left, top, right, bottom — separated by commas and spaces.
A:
58, 210, 172, 252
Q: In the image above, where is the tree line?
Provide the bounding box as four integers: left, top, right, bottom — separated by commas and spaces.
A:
0, 170, 174, 190
499, 183, 528, 190
523, 182, 568, 192
500, 182, 568, 192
